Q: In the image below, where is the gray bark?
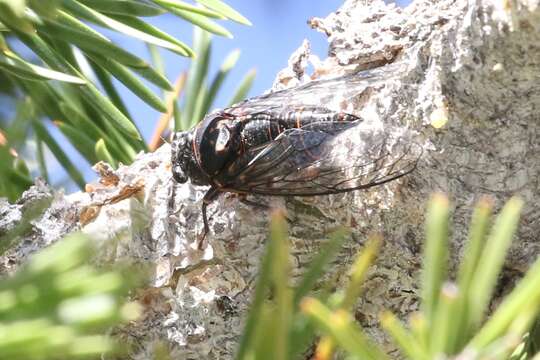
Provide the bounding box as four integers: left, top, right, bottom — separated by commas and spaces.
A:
1, 0, 539, 358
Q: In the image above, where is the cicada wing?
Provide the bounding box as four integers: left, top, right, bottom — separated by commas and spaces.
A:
225, 122, 422, 196
226, 63, 403, 113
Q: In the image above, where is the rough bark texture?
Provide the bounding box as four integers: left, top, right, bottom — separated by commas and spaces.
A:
1, 0, 539, 358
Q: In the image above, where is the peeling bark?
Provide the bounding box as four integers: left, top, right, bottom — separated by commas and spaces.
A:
1, 0, 539, 358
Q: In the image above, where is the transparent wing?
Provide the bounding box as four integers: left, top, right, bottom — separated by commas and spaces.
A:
225, 63, 403, 116
221, 121, 422, 196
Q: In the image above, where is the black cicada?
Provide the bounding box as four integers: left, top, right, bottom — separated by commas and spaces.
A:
171, 63, 421, 244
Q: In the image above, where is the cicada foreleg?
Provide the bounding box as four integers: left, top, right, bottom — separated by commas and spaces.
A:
198, 187, 221, 249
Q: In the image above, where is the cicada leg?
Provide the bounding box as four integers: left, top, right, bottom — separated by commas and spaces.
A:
198, 187, 220, 249
238, 195, 294, 226
237, 194, 270, 210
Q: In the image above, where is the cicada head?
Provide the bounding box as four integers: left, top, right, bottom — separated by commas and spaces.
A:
171, 130, 209, 185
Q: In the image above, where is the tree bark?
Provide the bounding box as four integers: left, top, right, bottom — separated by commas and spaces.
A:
1, 0, 539, 358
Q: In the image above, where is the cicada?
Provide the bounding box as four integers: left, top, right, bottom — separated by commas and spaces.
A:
171, 63, 421, 244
